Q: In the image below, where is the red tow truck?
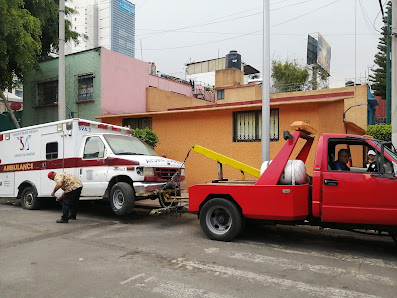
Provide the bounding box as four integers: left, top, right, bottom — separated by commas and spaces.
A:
188, 122, 397, 242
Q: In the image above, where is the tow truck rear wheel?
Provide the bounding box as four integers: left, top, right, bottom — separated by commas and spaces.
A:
200, 198, 243, 241
110, 182, 135, 215
21, 186, 40, 210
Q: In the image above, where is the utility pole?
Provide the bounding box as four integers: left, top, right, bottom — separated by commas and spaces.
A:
392, 0, 397, 147
386, 6, 391, 124
261, 0, 270, 163
58, 0, 66, 120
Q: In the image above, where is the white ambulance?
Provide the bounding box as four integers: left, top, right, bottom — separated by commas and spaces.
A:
0, 119, 185, 215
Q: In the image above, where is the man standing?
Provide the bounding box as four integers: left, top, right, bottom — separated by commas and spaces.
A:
48, 171, 83, 223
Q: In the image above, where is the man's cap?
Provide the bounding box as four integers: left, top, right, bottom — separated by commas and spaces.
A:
368, 150, 376, 156
48, 171, 56, 178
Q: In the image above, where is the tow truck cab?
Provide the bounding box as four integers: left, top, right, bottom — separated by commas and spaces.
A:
189, 123, 397, 242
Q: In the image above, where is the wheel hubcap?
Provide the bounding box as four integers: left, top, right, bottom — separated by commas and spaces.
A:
206, 206, 232, 235
112, 190, 124, 209
24, 193, 33, 207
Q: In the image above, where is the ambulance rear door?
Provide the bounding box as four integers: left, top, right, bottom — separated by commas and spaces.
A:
40, 132, 65, 196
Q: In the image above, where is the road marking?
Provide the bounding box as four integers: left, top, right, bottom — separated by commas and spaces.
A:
240, 241, 397, 269
144, 276, 155, 282
172, 258, 377, 298
270, 245, 397, 269
120, 273, 145, 285
136, 280, 234, 298
204, 247, 396, 286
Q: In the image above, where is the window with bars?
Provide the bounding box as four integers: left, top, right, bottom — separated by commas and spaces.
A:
122, 117, 152, 129
233, 109, 279, 142
78, 74, 94, 101
37, 80, 58, 106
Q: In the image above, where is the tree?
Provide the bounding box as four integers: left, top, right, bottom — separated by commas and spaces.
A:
271, 60, 309, 92
0, 0, 80, 128
369, 2, 391, 99
0, 0, 42, 127
132, 128, 160, 148
23, 0, 80, 59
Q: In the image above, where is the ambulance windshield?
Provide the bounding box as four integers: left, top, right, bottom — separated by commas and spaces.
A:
104, 135, 158, 156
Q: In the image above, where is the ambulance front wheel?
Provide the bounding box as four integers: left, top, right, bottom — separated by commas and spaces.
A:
21, 186, 40, 210
110, 182, 135, 215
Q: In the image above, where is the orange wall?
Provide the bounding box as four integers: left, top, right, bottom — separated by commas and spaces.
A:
146, 88, 212, 112
215, 68, 244, 87
123, 100, 344, 187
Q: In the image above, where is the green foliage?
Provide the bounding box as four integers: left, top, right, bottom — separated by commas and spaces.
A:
0, 0, 42, 90
131, 127, 159, 149
23, 0, 80, 59
0, 0, 81, 90
369, 2, 391, 99
366, 124, 391, 142
271, 60, 309, 92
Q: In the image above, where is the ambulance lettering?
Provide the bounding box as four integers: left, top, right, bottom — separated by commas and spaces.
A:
2, 163, 34, 172
79, 126, 91, 132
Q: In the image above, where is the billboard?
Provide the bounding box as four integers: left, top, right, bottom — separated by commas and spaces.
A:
307, 35, 317, 65
316, 33, 331, 74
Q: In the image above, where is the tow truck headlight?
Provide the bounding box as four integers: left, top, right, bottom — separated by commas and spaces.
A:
180, 168, 185, 177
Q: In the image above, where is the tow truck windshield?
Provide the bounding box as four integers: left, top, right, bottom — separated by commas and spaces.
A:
104, 134, 158, 156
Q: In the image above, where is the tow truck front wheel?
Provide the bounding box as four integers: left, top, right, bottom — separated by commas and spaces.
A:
110, 182, 135, 215
200, 198, 243, 241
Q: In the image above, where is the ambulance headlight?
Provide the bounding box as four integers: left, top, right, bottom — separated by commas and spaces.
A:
143, 167, 154, 176
136, 167, 154, 177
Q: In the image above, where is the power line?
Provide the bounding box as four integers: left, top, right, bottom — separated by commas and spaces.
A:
358, 0, 380, 35
135, 0, 364, 52
273, 0, 342, 28
136, 8, 262, 39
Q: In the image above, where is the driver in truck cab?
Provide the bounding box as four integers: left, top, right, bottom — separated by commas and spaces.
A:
330, 149, 351, 171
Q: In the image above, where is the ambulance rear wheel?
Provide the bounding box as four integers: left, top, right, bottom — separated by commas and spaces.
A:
21, 186, 40, 210
110, 182, 135, 215
200, 198, 243, 242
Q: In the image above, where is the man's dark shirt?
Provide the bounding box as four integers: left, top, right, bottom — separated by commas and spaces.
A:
364, 161, 379, 172
330, 160, 350, 171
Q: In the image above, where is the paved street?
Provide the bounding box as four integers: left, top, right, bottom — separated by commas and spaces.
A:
0, 197, 396, 298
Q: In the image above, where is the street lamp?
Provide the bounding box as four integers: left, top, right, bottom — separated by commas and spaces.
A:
343, 102, 368, 122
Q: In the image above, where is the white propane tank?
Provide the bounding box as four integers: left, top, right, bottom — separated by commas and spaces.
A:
260, 160, 307, 185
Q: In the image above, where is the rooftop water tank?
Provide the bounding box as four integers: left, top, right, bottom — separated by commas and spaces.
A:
225, 50, 241, 70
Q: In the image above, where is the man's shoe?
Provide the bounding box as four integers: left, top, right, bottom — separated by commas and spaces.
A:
56, 219, 68, 223
69, 216, 76, 220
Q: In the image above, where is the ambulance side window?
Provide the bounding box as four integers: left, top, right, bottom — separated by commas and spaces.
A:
46, 142, 58, 159
83, 137, 105, 159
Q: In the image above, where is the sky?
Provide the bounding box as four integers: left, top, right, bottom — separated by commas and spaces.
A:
133, 0, 386, 88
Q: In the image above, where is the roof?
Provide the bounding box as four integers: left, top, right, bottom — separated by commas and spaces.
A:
186, 57, 260, 75
97, 95, 348, 120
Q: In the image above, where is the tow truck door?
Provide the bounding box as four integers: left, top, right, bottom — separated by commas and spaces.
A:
321, 142, 397, 225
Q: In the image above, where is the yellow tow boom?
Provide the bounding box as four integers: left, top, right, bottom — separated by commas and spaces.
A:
192, 145, 260, 180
